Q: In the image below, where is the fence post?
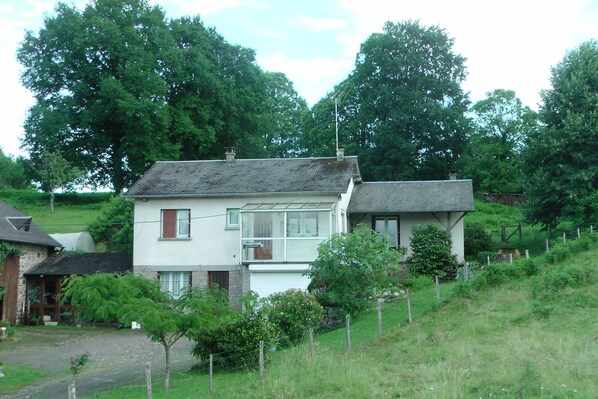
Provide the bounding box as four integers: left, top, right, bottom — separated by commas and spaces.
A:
563, 232, 567, 244
209, 355, 213, 394
435, 276, 440, 304
487, 256, 491, 266
345, 314, 351, 353
464, 263, 469, 283
377, 299, 382, 338
308, 328, 315, 357
68, 382, 76, 399
406, 288, 413, 324
509, 253, 513, 264
591, 225, 594, 235
577, 228, 581, 239
525, 249, 529, 260
545, 239, 550, 252
259, 341, 265, 381
146, 363, 152, 399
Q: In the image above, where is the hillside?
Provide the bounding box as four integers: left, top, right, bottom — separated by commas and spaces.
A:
0, 190, 111, 234
85, 236, 598, 398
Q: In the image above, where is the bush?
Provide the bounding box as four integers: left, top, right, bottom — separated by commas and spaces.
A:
191, 312, 279, 369
477, 251, 498, 265
409, 224, 458, 279
265, 289, 323, 345
464, 223, 493, 257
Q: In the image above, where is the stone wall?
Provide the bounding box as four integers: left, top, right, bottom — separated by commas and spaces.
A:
478, 193, 525, 206
16, 244, 51, 325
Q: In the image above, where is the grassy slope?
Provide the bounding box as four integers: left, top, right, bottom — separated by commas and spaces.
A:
0, 190, 111, 234
89, 238, 598, 399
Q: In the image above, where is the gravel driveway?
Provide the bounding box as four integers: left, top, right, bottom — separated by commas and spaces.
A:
0, 327, 197, 398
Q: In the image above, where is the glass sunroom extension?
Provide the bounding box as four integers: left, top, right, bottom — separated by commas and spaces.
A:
241, 202, 336, 263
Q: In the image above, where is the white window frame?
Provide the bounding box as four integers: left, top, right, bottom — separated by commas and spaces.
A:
159, 271, 191, 299
226, 208, 240, 229
287, 212, 319, 237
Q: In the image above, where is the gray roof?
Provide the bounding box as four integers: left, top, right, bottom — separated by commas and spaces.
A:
25, 253, 132, 276
125, 157, 361, 198
348, 180, 475, 214
0, 201, 62, 248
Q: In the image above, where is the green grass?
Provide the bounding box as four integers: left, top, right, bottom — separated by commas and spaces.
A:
0, 364, 47, 394
88, 238, 598, 398
0, 189, 112, 233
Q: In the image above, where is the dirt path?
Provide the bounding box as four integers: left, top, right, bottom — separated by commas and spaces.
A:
0, 327, 197, 398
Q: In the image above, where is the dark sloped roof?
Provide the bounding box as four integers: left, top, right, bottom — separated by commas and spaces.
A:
348, 180, 475, 214
0, 201, 62, 248
25, 253, 133, 276
125, 157, 361, 197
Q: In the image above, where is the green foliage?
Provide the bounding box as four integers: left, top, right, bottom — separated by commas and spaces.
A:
464, 223, 493, 257
0, 242, 22, 264
0, 149, 30, 189
69, 352, 90, 381
88, 195, 133, 252
32, 150, 83, 212
476, 251, 498, 265
264, 289, 323, 346
306, 224, 404, 316
190, 311, 279, 369
461, 89, 538, 193
409, 224, 458, 279
61, 273, 160, 323
524, 40, 598, 228
303, 20, 469, 180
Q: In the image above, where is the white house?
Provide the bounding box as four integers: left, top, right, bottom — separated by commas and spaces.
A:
125, 149, 474, 305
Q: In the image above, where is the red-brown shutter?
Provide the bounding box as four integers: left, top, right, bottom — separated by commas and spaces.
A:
162, 210, 176, 238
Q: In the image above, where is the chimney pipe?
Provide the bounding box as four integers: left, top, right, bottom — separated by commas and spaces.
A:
337, 146, 345, 161
225, 147, 236, 162
448, 170, 457, 180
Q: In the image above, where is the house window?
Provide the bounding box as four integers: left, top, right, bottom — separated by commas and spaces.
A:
159, 271, 191, 298
287, 212, 318, 237
373, 216, 399, 248
161, 209, 190, 238
226, 208, 240, 229
209, 271, 229, 293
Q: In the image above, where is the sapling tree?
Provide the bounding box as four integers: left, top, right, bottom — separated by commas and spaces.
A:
305, 224, 404, 316
409, 223, 458, 303
62, 274, 232, 390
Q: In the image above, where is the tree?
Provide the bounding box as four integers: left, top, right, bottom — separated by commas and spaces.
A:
88, 195, 133, 252
261, 72, 309, 158
305, 21, 470, 181
305, 224, 404, 315
62, 273, 231, 390
524, 40, 598, 228
0, 149, 30, 189
462, 89, 538, 193
18, 0, 181, 193
33, 150, 82, 213
409, 223, 458, 302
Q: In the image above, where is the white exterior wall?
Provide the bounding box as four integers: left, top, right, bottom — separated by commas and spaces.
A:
399, 212, 466, 263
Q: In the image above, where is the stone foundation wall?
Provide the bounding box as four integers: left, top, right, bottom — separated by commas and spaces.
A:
16, 244, 51, 325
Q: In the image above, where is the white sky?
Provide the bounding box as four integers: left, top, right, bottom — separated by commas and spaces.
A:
1, 0, 597, 157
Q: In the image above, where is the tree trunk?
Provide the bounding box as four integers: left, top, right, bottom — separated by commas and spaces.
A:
163, 344, 170, 390
50, 190, 55, 214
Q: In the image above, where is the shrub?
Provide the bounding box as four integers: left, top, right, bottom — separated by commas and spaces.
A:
409, 224, 458, 279
265, 289, 323, 345
477, 251, 498, 265
306, 224, 403, 316
464, 223, 493, 257
191, 312, 279, 369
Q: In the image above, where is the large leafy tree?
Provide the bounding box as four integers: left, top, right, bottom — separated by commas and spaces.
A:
305, 21, 470, 181
0, 149, 30, 189
18, 0, 179, 193
462, 89, 538, 193
524, 40, 598, 228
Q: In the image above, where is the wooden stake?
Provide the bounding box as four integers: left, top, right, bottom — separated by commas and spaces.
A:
209, 355, 213, 394
259, 341, 265, 381
563, 232, 566, 244
577, 228, 581, 238
545, 239, 550, 252
487, 256, 491, 266
377, 299, 382, 337
406, 288, 413, 324
464, 263, 468, 283
345, 314, 351, 353
509, 253, 513, 264
525, 249, 529, 259
309, 328, 315, 357
146, 363, 152, 399
435, 276, 440, 304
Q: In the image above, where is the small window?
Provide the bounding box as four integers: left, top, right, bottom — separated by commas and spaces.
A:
226, 208, 240, 229
373, 216, 399, 248
161, 209, 190, 238
159, 271, 191, 298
